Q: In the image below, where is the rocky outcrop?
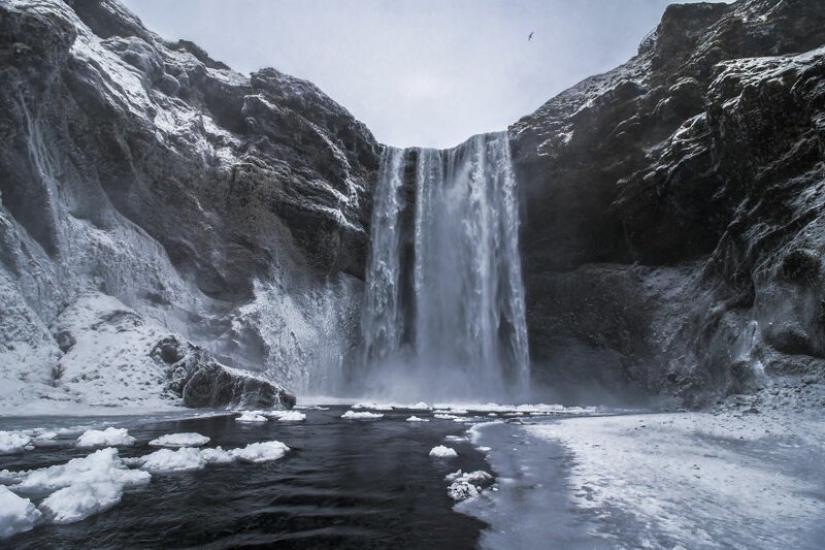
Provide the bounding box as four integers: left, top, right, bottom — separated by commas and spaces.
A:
152, 336, 295, 409
511, 0, 825, 405
0, 0, 375, 411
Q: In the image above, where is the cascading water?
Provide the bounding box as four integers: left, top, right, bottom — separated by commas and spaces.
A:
361, 132, 529, 400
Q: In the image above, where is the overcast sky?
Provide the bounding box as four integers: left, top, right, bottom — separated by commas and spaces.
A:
122, 0, 707, 148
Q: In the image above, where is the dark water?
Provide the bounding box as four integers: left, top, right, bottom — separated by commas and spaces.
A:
3, 407, 490, 549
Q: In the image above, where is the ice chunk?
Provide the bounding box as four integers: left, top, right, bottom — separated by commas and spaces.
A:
0, 485, 41, 539
434, 414, 459, 420
76, 428, 135, 448
444, 470, 492, 501
138, 448, 206, 473
444, 435, 465, 443
352, 402, 394, 411
235, 411, 268, 422
39, 482, 122, 524
268, 411, 306, 422
0, 431, 33, 454
341, 410, 384, 420
429, 445, 458, 458
16, 448, 150, 492
406, 416, 429, 422
148, 433, 210, 447
200, 446, 233, 464
230, 441, 290, 463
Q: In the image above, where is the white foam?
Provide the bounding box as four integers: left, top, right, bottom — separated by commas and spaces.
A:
76, 428, 135, 448
148, 433, 210, 447
429, 445, 458, 458
0, 485, 41, 539
39, 482, 122, 524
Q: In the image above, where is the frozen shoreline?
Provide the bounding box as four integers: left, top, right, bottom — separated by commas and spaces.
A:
466, 404, 825, 549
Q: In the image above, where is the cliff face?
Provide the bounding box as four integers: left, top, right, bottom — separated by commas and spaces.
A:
3, 0, 824, 411
511, 0, 825, 405
0, 0, 379, 412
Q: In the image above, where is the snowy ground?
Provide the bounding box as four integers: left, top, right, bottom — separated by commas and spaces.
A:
463, 400, 825, 549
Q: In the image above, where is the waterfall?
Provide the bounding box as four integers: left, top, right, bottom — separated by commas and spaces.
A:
361, 132, 529, 400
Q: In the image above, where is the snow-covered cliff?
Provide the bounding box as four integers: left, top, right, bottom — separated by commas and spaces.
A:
0, 0, 379, 413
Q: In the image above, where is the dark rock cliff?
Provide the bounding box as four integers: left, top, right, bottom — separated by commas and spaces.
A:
0, 0, 378, 411
511, 0, 825, 406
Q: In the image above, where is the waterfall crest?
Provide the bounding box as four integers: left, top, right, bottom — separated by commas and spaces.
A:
361, 132, 529, 400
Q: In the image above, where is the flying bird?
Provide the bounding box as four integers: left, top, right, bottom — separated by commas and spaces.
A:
528, 31, 534, 41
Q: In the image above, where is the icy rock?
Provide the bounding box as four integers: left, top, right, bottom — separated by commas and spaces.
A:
157, 337, 296, 410
39, 482, 122, 524
0, 431, 33, 454
76, 428, 135, 448
230, 441, 289, 463
149, 433, 210, 447
429, 445, 458, 458
445, 470, 492, 501
341, 410, 384, 420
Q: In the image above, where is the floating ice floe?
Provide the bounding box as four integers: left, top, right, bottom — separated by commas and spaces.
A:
268, 410, 306, 422
39, 482, 122, 524
149, 433, 211, 447
76, 428, 135, 448
429, 445, 458, 458
445, 470, 492, 501
15, 448, 150, 492
341, 410, 384, 420
230, 441, 289, 463
139, 447, 207, 473
0, 485, 41, 539
351, 402, 395, 411
235, 411, 268, 423
0, 431, 33, 454
434, 414, 460, 420
406, 416, 429, 422
444, 435, 465, 443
